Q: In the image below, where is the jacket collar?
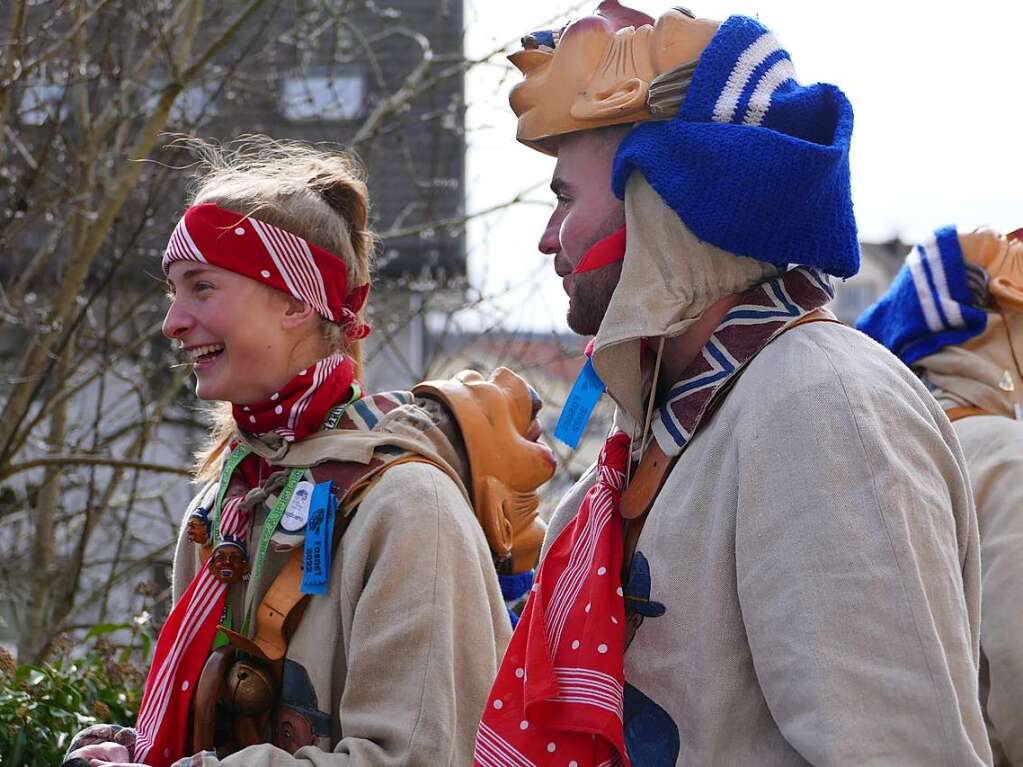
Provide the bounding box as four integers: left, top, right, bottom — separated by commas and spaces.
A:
652, 267, 834, 455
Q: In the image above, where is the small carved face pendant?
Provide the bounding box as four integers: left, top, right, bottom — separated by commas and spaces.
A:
208, 541, 249, 585
186, 516, 210, 545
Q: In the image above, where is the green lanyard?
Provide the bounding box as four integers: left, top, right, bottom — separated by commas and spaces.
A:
210, 444, 253, 548
210, 385, 361, 637
240, 465, 306, 635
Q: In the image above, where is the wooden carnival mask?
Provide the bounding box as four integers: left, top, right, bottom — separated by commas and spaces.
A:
208, 540, 250, 585
414, 368, 556, 574
959, 227, 1023, 314
508, 1, 718, 154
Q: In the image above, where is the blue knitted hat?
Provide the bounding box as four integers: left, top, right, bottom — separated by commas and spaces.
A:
611, 15, 858, 278
855, 227, 988, 365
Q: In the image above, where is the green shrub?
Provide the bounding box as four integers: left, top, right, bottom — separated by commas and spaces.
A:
0, 621, 151, 767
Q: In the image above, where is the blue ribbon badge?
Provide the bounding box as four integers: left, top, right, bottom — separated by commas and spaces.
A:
554, 357, 605, 449
301, 481, 337, 596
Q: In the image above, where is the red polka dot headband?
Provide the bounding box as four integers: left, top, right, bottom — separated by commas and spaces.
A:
162, 203, 371, 340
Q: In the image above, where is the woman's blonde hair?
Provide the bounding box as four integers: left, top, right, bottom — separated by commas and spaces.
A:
174, 135, 375, 481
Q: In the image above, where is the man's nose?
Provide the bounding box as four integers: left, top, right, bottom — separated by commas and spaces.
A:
538, 215, 560, 255
161, 299, 193, 340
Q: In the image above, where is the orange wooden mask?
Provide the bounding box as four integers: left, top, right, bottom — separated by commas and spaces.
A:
415, 368, 556, 573
509, 1, 718, 154
959, 228, 1023, 314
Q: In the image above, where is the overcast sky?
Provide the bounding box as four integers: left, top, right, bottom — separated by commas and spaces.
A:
460, 1, 1023, 335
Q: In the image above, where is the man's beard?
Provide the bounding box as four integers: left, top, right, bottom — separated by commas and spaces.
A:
567, 260, 624, 336
565, 207, 627, 336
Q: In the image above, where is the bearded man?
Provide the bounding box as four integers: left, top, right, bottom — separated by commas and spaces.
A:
858, 226, 1023, 767
474, 3, 993, 765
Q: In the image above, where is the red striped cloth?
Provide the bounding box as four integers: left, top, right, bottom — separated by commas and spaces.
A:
133, 496, 248, 765
162, 203, 370, 338
475, 432, 631, 767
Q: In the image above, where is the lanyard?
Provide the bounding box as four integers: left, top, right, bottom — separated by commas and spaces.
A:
210, 385, 361, 637
210, 444, 253, 548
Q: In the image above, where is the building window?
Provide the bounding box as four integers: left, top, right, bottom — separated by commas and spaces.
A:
19, 83, 69, 126
280, 71, 365, 122
172, 82, 220, 123
144, 82, 220, 124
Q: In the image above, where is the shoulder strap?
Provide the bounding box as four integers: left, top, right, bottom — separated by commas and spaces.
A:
193, 453, 447, 753
223, 454, 447, 664
945, 405, 995, 422
620, 308, 840, 576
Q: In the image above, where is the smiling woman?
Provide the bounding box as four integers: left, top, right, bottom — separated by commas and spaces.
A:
62, 136, 517, 766
160, 138, 375, 482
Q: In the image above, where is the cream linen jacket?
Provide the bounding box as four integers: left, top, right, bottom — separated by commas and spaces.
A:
954, 415, 1023, 767
170, 404, 511, 765
545, 322, 992, 765
917, 313, 1023, 767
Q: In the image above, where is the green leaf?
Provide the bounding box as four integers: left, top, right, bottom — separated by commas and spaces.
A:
84, 622, 131, 639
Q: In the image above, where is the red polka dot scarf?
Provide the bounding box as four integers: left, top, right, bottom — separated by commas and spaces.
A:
162, 203, 371, 340
475, 432, 631, 767
232, 353, 357, 443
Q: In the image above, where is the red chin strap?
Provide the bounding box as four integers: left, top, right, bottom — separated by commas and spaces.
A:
573, 225, 626, 274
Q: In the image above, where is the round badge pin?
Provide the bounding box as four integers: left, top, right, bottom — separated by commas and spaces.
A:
281, 480, 314, 532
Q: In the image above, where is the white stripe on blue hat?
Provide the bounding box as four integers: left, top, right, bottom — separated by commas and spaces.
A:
906, 245, 944, 332
744, 58, 796, 126
921, 237, 966, 328
712, 31, 782, 124
907, 234, 968, 333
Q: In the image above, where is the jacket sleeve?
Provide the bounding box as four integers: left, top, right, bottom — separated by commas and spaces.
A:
170, 480, 217, 604
195, 462, 508, 767
733, 338, 991, 765
957, 416, 1023, 765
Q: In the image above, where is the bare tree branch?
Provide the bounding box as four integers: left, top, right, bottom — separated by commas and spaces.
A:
1, 455, 193, 480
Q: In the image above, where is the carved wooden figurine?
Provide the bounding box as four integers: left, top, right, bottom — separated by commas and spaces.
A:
186, 514, 210, 545
208, 540, 250, 585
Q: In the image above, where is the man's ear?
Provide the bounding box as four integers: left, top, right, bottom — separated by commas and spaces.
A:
570, 77, 649, 122
281, 296, 317, 329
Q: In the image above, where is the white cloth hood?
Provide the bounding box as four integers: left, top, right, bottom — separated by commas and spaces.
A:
591, 174, 779, 424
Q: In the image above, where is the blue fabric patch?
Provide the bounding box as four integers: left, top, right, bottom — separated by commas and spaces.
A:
352, 398, 378, 429
528, 29, 557, 48
499, 571, 533, 629
856, 226, 988, 365
498, 570, 534, 602
624, 682, 680, 766
554, 358, 605, 448
611, 15, 859, 278
301, 481, 336, 596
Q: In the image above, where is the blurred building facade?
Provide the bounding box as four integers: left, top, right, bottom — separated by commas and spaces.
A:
830, 238, 910, 323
